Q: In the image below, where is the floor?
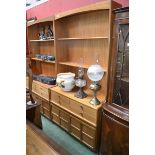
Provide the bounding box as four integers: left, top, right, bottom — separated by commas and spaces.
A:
42, 116, 99, 155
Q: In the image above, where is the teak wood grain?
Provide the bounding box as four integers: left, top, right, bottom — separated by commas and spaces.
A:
27, 0, 122, 152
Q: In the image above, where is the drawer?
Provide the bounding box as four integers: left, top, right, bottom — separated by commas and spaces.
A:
59, 95, 70, 109
70, 126, 81, 140
60, 110, 70, 122
82, 105, 96, 117
82, 134, 95, 149
70, 116, 81, 129
70, 100, 83, 115
42, 100, 50, 110
32, 93, 42, 104
51, 91, 60, 103
51, 104, 59, 116
82, 123, 96, 138
83, 113, 96, 124
43, 108, 50, 119
60, 119, 70, 131
40, 90, 49, 100
52, 114, 60, 125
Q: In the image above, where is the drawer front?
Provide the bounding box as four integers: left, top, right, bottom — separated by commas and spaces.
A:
32, 93, 42, 104
42, 100, 50, 110
40, 90, 49, 100
70, 126, 81, 140
60, 110, 70, 131
51, 105, 59, 116
83, 112, 96, 124
82, 123, 96, 138
59, 95, 70, 109
43, 108, 50, 119
60, 119, 70, 131
70, 100, 83, 116
51, 91, 60, 103
60, 110, 70, 122
70, 116, 81, 129
82, 105, 97, 124
52, 114, 60, 125
81, 123, 96, 149
82, 134, 95, 149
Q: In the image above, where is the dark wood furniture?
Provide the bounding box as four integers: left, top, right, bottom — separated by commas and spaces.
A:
26, 103, 42, 129
99, 7, 129, 155
99, 103, 129, 155
26, 120, 71, 155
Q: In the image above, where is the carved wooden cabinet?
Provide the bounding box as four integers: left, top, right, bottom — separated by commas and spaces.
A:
99, 7, 129, 155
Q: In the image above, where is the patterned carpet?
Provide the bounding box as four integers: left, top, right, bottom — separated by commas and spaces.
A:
41, 115, 99, 155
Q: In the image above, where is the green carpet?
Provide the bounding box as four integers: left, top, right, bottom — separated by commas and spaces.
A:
41, 116, 99, 155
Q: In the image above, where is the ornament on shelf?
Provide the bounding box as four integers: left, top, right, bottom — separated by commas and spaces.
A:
46, 25, 54, 39
38, 26, 46, 40
75, 58, 87, 99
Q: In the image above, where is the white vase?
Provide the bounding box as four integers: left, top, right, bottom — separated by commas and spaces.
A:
56, 72, 75, 91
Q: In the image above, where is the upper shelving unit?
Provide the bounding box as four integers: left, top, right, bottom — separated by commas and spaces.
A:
31, 58, 55, 64
55, 1, 110, 20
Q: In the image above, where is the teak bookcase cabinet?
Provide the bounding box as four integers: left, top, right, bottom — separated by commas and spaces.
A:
27, 0, 121, 151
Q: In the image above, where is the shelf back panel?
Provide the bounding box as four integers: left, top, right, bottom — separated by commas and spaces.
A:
57, 39, 109, 69
56, 10, 109, 38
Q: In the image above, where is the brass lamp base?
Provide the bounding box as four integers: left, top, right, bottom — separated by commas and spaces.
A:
89, 81, 101, 106
75, 88, 87, 99
89, 97, 101, 105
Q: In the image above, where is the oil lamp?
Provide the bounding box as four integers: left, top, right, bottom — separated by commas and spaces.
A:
87, 59, 104, 105
75, 58, 87, 99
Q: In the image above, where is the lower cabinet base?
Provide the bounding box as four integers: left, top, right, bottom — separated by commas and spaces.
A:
49, 102, 99, 152
32, 92, 100, 152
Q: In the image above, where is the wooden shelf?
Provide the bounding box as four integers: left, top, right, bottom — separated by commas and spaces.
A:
57, 37, 108, 41
31, 58, 55, 64
29, 39, 54, 42
59, 62, 107, 71
59, 61, 89, 69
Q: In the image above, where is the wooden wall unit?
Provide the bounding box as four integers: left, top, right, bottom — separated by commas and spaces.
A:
27, 0, 121, 152
27, 16, 56, 76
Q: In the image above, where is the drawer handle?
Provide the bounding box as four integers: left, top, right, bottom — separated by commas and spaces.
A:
80, 105, 83, 110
